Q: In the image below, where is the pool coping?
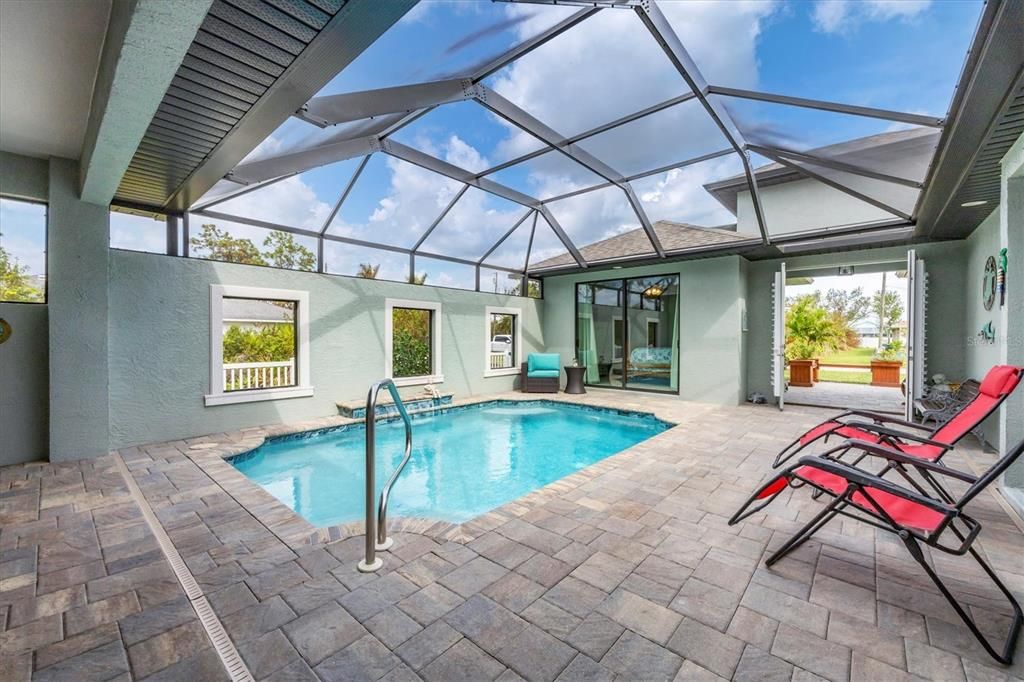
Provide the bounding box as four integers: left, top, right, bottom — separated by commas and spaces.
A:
176, 391, 682, 552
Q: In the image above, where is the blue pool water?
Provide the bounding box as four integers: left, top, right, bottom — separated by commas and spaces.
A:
230, 401, 671, 527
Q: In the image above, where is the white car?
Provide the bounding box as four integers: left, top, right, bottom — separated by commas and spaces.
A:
490, 334, 512, 352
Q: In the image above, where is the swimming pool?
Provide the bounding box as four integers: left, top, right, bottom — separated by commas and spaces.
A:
230, 400, 671, 527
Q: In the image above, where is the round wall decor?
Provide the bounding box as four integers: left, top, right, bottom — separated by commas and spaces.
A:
0, 318, 10, 344
983, 255, 997, 311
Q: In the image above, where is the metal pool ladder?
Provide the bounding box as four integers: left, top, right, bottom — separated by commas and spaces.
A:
358, 378, 413, 573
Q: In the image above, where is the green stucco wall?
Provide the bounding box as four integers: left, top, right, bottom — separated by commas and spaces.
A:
963, 208, 1002, 447
999, 132, 1024, 500
107, 250, 544, 448
47, 158, 110, 461
541, 256, 747, 405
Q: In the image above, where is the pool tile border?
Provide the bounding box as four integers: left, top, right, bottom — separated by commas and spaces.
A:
176, 391, 685, 553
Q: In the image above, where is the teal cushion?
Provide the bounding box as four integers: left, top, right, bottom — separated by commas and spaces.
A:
527, 369, 560, 378
528, 353, 561, 373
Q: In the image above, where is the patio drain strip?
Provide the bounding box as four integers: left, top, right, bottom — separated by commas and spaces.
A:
114, 454, 254, 682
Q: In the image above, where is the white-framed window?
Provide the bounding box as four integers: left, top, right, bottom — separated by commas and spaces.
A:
485, 306, 521, 377
385, 298, 443, 387
205, 284, 313, 406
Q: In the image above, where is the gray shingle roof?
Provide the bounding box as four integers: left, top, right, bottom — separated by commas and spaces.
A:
530, 220, 752, 271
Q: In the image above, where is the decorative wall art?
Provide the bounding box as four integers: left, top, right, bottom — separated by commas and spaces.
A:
983, 255, 997, 311
998, 248, 1008, 307
0, 318, 10, 345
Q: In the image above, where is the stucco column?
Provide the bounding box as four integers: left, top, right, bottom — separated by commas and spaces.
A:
47, 158, 110, 461
999, 134, 1024, 493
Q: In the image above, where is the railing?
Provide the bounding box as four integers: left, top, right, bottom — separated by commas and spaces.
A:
489, 350, 513, 370
358, 378, 413, 573
223, 360, 294, 391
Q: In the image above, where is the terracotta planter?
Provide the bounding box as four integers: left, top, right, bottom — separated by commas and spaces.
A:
790, 359, 815, 387
811, 358, 820, 384
870, 360, 903, 387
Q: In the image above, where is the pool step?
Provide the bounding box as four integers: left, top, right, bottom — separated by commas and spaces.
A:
337, 392, 453, 419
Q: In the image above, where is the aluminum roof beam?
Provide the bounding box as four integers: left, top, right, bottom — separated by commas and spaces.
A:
319, 154, 371, 235
537, 205, 586, 267
380, 139, 543, 209
633, 0, 771, 245
471, 7, 600, 82
745, 143, 923, 188
192, 208, 528, 275
754, 147, 912, 221
411, 185, 470, 252
229, 135, 380, 184
708, 86, 945, 128
189, 174, 291, 212
477, 86, 665, 256
301, 78, 478, 127
478, 210, 535, 265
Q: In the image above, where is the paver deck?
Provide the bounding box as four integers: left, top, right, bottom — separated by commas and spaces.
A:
2, 390, 1022, 681
786, 382, 906, 414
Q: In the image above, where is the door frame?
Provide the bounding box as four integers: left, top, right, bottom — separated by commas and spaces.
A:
574, 274, 680, 396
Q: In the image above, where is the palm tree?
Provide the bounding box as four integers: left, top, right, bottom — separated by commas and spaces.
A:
356, 263, 380, 279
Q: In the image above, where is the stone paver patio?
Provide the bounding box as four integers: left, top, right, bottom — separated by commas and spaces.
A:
786, 382, 906, 415
2, 390, 1022, 681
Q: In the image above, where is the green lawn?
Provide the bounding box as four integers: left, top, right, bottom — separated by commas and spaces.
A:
817, 369, 871, 385
819, 347, 875, 365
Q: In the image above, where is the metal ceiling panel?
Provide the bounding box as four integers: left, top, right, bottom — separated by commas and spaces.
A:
115, 0, 415, 210
915, 0, 1024, 240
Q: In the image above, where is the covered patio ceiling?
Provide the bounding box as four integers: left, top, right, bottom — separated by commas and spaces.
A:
128, 0, 1016, 287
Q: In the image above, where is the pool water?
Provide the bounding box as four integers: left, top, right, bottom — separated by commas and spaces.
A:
230, 401, 671, 526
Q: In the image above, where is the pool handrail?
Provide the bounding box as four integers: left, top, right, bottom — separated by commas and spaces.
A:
357, 378, 413, 573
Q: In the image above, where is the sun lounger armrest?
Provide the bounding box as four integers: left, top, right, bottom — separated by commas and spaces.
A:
844, 421, 951, 448
842, 410, 932, 431
796, 456, 957, 514
838, 441, 978, 484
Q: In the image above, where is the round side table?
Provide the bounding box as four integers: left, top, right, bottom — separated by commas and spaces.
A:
564, 366, 587, 394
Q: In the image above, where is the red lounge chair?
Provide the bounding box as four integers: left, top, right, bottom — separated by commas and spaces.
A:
730, 438, 1024, 665
773, 365, 1024, 468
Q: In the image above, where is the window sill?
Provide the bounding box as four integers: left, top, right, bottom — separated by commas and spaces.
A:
391, 375, 444, 388
204, 386, 314, 406
484, 368, 520, 378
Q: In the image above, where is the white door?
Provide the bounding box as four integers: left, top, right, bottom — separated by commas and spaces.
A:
773, 263, 787, 411
905, 250, 927, 421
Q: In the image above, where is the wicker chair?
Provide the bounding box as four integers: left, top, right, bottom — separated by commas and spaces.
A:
520, 353, 560, 393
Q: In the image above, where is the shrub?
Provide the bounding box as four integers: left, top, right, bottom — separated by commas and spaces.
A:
785, 295, 843, 360
875, 339, 905, 362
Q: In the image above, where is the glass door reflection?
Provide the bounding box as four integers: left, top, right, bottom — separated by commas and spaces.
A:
576, 279, 624, 388
576, 274, 678, 393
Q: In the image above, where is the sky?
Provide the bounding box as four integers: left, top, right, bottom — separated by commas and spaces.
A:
787, 270, 909, 322
4, 0, 982, 294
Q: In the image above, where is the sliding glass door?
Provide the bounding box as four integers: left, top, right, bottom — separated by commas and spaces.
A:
575, 274, 679, 393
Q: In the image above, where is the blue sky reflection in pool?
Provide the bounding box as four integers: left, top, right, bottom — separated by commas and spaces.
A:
231, 401, 670, 527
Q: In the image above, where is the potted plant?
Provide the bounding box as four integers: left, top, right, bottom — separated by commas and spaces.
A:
786, 338, 819, 387
871, 339, 904, 387
785, 296, 842, 388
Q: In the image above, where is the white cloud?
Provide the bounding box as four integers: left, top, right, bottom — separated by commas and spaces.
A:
633, 154, 745, 227
216, 174, 332, 231
811, 0, 931, 34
